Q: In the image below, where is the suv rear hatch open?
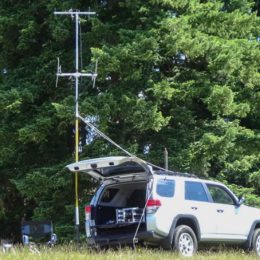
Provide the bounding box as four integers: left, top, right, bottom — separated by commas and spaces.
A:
66, 156, 153, 182
66, 157, 154, 246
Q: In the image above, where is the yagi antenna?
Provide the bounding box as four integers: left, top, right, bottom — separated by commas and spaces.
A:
54, 9, 96, 245
92, 59, 98, 88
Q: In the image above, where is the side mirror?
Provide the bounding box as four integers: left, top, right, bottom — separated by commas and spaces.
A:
237, 196, 245, 206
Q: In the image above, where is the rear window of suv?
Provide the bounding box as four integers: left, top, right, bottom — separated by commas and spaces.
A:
156, 179, 175, 197
100, 188, 119, 203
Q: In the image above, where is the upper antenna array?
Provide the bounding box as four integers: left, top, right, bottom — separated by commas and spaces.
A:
54, 10, 97, 96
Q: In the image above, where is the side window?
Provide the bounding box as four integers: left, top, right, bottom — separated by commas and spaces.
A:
207, 185, 235, 205
185, 181, 208, 202
100, 188, 119, 203
156, 179, 175, 197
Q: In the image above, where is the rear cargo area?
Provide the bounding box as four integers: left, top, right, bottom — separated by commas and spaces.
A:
92, 181, 147, 237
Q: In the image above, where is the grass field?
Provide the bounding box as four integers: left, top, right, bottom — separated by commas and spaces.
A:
0, 246, 259, 260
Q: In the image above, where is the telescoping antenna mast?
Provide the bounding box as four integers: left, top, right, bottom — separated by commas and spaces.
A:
54, 10, 96, 243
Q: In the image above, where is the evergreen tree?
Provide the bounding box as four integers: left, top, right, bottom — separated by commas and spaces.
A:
0, 0, 259, 240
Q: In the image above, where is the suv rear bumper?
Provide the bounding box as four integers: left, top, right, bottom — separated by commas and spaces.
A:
87, 231, 160, 247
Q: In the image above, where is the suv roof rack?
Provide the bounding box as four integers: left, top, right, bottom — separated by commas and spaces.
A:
154, 169, 199, 179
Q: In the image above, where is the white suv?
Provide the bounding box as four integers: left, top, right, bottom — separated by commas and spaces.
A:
67, 156, 260, 256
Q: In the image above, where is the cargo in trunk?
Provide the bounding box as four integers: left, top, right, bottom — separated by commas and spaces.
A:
92, 181, 147, 236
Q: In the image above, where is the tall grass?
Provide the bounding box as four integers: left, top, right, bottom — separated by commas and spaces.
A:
0, 245, 258, 259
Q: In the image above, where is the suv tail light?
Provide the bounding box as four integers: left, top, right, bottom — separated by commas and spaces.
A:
85, 205, 92, 221
146, 199, 161, 214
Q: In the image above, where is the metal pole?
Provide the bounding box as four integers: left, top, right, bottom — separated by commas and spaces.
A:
76, 13, 79, 73
164, 147, 168, 170
75, 13, 80, 244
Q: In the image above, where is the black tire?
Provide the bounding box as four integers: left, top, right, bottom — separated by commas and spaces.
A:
252, 228, 260, 256
172, 225, 198, 257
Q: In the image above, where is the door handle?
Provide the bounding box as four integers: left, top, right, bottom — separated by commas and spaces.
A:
217, 209, 224, 213
191, 207, 198, 210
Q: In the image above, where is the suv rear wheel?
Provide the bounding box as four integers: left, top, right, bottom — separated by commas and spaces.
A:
252, 228, 260, 256
172, 225, 198, 257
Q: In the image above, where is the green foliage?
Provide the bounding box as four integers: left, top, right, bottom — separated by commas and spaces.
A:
0, 0, 259, 241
